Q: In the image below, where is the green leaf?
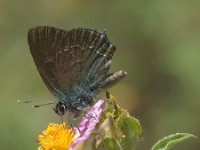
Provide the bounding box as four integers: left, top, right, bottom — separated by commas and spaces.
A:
117, 115, 142, 150
97, 137, 123, 150
151, 133, 196, 150
117, 115, 142, 139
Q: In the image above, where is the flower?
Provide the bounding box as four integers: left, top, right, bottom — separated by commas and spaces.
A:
70, 99, 106, 149
38, 100, 106, 150
38, 123, 75, 150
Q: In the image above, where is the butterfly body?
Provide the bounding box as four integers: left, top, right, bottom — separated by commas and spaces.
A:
28, 26, 126, 117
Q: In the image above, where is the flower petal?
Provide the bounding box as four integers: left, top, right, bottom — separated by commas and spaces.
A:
69, 100, 106, 149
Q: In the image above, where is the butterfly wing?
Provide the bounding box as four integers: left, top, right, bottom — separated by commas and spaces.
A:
28, 26, 119, 101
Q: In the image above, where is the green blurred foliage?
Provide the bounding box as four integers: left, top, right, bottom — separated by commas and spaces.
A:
151, 133, 196, 150
0, 0, 199, 149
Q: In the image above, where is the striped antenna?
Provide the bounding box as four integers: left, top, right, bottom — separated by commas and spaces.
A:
17, 99, 56, 108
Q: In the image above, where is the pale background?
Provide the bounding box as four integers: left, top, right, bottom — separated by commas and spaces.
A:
0, 0, 199, 149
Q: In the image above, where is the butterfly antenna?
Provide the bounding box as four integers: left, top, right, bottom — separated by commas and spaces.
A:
17, 100, 32, 103
17, 99, 56, 108
33, 101, 56, 108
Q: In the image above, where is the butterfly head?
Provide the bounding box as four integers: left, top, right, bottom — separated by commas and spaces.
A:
53, 95, 94, 117
54, 101, 66, 116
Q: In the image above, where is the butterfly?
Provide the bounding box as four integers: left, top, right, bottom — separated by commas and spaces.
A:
28, 26, 127, 117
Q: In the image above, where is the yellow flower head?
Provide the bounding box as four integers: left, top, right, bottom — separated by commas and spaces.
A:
38, 123, 75, 150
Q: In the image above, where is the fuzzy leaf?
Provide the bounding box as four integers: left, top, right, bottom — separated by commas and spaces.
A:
117, 115, 142, 150
97, 137, 123, 150
151, 133, 196, 150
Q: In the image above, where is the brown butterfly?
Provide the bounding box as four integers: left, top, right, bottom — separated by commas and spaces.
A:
28, 26, 127, 117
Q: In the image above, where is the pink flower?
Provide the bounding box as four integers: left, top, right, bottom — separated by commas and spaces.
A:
69, 99, 106, 150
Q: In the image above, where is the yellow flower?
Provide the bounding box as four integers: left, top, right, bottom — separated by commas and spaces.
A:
38, 100, 106, 150
38, 123, 75, 150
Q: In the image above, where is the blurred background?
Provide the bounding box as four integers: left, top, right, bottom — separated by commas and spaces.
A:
0, 0, 199, 149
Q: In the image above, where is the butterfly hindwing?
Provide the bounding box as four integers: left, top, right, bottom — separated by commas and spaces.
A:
28, 26, 116, 101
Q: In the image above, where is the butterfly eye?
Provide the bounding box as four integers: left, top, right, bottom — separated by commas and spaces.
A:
54, 102, 66, 116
